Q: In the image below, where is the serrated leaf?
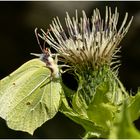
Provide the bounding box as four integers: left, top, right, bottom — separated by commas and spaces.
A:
109, 100, 140, 139
127, 91, 140, 121
87, 81, 117, 129
60, 94, 108, 138
0, 59, 61, 135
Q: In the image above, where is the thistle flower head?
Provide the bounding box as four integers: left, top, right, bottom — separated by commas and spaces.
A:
39, 7, 133, 73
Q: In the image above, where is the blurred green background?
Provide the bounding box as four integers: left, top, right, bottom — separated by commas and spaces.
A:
0, 1, 140, 138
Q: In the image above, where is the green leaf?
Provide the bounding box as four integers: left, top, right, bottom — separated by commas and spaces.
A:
86, 81, 118, 130
72, 92, 88, 117
127, 91, 140, 121
60, 68, 126, 138
60, 94, 108, 138
109, 100, 140, 139
61, 82, 75, 99
0, 59, 61, 135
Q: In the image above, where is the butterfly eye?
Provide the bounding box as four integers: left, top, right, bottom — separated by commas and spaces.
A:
44, 48, 50, 55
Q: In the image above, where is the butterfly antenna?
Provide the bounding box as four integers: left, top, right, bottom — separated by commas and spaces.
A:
43, 36, 46, 51
44, 28, 51, 49
35, 28, 44, 52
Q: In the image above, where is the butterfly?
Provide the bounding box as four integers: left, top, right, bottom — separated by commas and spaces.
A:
0, 28, 62, 135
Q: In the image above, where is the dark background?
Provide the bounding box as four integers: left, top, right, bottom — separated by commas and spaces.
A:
0, 1, 140, 138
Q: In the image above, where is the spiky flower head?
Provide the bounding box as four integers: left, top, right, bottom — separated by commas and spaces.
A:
39, 7, 133, 74
36, 7, 133, 136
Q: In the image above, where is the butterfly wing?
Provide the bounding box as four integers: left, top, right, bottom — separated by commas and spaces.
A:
0, 59, 61, 134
